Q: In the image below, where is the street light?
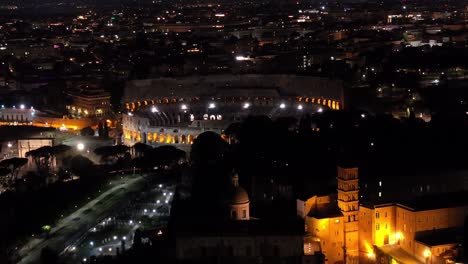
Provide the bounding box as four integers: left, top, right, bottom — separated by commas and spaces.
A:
77, 143, 85, 151
7, 142, 12, 148
208, 103, 216, 109
243, 102, 250, 109
297, 104, 303, 110
279, 103, 286, 109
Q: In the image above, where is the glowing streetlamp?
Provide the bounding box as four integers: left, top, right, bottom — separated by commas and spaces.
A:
297, 104, 303, 110
243, 103, 250, 109
77, 143, 85, 151
181, 104, 188, 110
279, 103, 286, 109
151, 106, 158, 113
208, 103, 216, 109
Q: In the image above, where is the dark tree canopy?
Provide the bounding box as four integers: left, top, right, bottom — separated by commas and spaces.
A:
68, 155, 95, 177
190, 131, 228, 165
80, 126, 95, 136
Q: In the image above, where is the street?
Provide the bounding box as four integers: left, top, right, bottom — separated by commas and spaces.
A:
16, 174, 146, 264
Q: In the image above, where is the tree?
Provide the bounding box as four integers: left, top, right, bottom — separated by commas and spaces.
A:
131, 145, 186, 172
98, 122, 104, 138
132, 142, 152, 157
68, 155, 94, 177
190, 131, 228, 165
0, 157, 28, 181
41, 225, 51, 238
94, 145, 130, 163
80, 126, 94, 136
103, 121, 109, 138
133, 229, 142, 249
26, 146, 53, 171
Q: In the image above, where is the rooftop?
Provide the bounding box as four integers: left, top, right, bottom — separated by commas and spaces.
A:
415, 228, 463, 247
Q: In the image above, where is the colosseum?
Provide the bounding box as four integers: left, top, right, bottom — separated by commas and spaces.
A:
122, 74, 344, 148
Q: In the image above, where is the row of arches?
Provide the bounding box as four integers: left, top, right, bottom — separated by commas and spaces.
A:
124, 130, 195, 145
297, 97, 341, 110
144, 132, 195, 145
125, 96, 341, 111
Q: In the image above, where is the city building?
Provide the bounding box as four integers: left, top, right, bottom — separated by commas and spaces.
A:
66, 84, 111, 118
298, 167, 468, 264
122, 74, 344, 147
171, 171, 308, 263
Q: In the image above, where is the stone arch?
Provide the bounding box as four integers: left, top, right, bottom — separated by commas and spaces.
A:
142, 132, 147, 143
153, 132, 158, 142
159, 134, 165, 143
210, 115, 216, 120
180, 135, 186, 144
187, 134, 193, 144
166, 134, 173, 144
174, 135, 179, 144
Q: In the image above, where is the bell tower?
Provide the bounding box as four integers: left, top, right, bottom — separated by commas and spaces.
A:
337, 166, 359, 263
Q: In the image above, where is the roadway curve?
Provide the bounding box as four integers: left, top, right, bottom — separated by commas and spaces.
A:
15, 175, 146, 264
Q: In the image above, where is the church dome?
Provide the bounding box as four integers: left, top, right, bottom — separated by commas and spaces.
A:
230, 186, 249, 205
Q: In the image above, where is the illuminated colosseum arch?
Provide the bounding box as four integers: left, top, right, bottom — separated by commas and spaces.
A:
166, 134, 174, 144
159, 134, 165, 143
180, 135, 186, 144
187, 135, 194, 144
153, 133, 158, 143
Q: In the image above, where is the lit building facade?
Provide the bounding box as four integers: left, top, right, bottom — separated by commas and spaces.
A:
66, 84, 111, 117
299, 167, 359, 264
299, 167, 468, 264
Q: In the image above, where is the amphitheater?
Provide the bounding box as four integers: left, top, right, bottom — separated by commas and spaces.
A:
122, 74, 344, 147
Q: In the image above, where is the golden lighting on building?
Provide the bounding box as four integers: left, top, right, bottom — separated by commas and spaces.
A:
423, 248, 431, 258
395, 232, 403, 241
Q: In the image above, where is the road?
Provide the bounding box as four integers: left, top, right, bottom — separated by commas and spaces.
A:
16, 175, 146, 264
